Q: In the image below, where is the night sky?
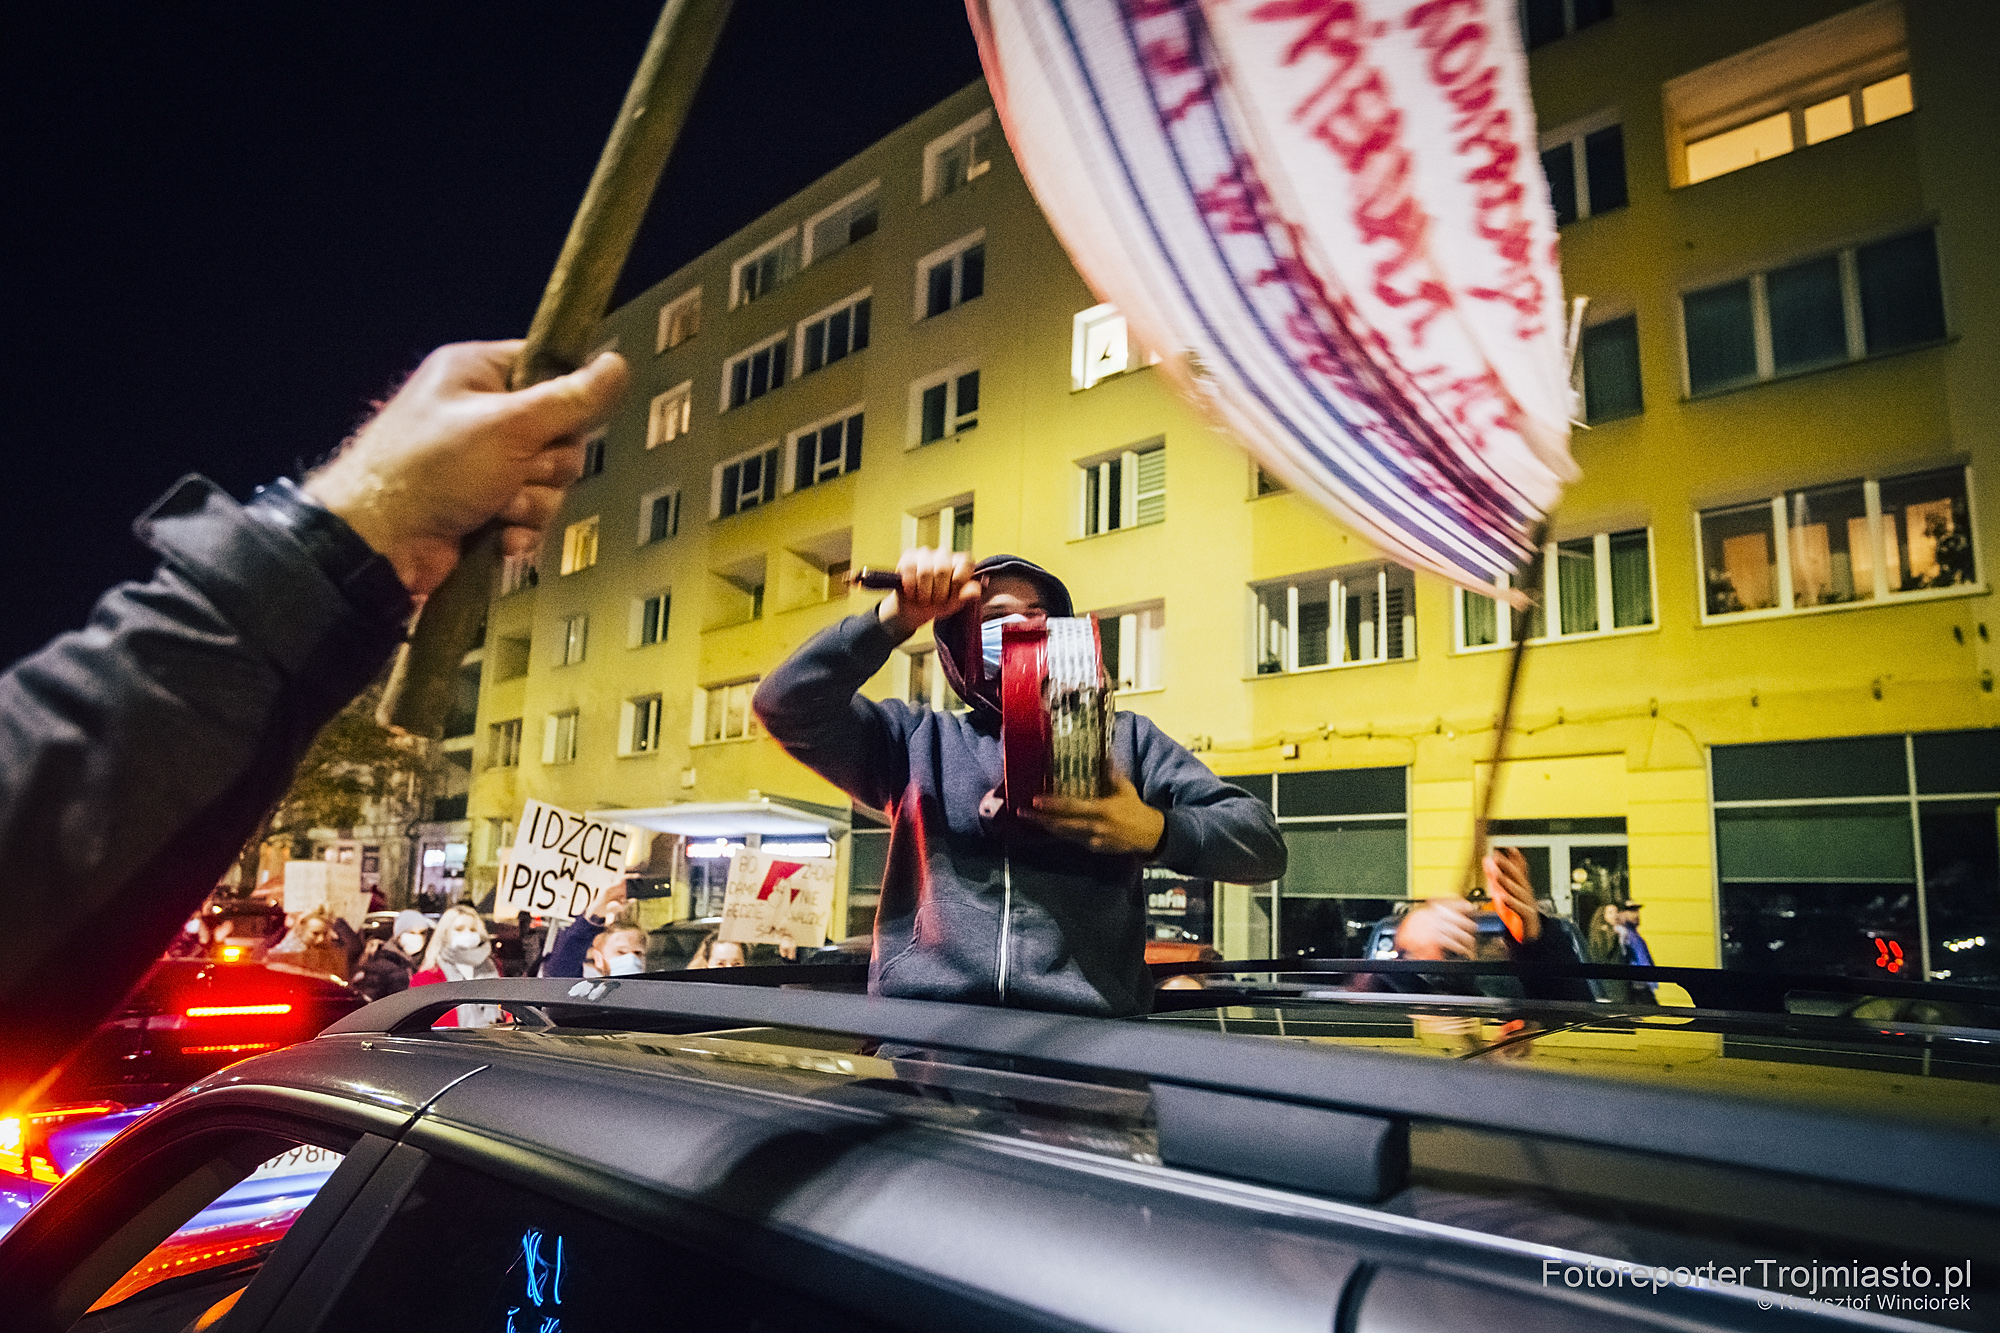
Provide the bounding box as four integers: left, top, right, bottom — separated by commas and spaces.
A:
3, 3, 982, 667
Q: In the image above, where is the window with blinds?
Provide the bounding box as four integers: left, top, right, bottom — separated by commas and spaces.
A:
1078, 439, 1165, 536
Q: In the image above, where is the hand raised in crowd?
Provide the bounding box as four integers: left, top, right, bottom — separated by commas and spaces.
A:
1483, 846, 1540, 943
876, 547, 981, 641
304, 340, 630, 597
1031, 773, 1167, 856
1394, 847, 1541, 960
583, 879, 629, 925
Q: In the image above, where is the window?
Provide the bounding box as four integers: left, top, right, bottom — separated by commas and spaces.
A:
913, 498, 974, 553
904, 647, 965, 712
712, 444, 780, 518
918, 231, 986, 319
723, 332, 790, 410
1079, 439, 1166, 536
731, 229, 798, 307
1094, 601, 1166, 691
489, 718, 522, 768
790, 409, 863, 492
542, 710, 578, 764
499, 555, 538, 596
638, 486, 680, 545
1683, 227, 1944, 395
1699, 466, 1977, 621
803, 180, 879, 265
1666, 1, 1913, 187
1254, 564, 1415, 673
923, 109, 993, 202
556, 614, 588, 666
796, 292, 871, 376
1073, 304, 1134, 390
1458, 528, 1654, 650
581, 436, 607, 478
696, 679, 759, 744
1539, 114, 1626, 225
620, 694, 662, 756
559, 517, 599, 575
1714, 731, 1999, 982
492, 633, 531, 681
912, 365, 980, 445
1521, 0, 1612, 50
648, 381, 692, 448
1578, 314, 1643, 422
656, 287, 701, 351
632, 591, 668, 647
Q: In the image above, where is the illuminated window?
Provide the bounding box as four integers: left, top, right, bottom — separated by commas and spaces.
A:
1254, 564, 1415, 673
647, 382, 692, 448
1078, 439, 1165, 536
1667, 2, 1913, 187
918, 231, 985, 319
559, 516, 599, 575
795, 292, 871, 376
803, 180, 879, 265
1457, 528, 1654, 651
1699, 467, 1976, 622
789, 409, 863, 492
923, 109, 992, 202
712, 444, 780, 518
656, 287, 701, 351
731, 229, 798, 308
911, 363, 979, 445
1072, 304, 1131, 390
1683, 228, 1945, 396
1539, 113, 1626, 225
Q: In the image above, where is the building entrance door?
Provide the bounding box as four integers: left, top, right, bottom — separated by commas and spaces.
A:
1488, 818, 1628, 950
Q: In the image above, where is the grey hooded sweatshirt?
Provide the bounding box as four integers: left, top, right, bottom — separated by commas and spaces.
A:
753, 555, 1286, 1017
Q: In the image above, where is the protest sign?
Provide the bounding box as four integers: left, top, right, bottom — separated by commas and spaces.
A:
718, 850, 835, 949
281, 860, 368, 927
499, 800, 640, 921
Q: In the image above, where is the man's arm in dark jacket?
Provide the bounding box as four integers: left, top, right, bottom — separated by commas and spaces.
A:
544, 913, 604, 978
1126, 714, 1288, 884
0, 476, 410, 1107
753, 613, 918, 812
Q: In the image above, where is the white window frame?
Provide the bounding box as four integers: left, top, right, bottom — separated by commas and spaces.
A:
656, 287, 702, 352
618, 694, 663, 757
922, 109, 994, 203
637, 486, 680, 546
559, 516, 599, 575
1538, 109, 1622, 222
556, 614, 588, 667
906, 494, 975, 554
1694, 466, 1983, 626
1076, 439, 1166, 537
1454, 528, 1659, 652
1250, 563, 1417, 675
542, 710, 579, 765
914, 230, 987, 321
786, 404, 866, 494
720, 329, 791, 412
499, 555, 538, 596
1090, 600, 1167, 693
488, 717, 522, 769
647, 381, 693, 449
908, 361, 981, 447
802, 179, 881, 267
693, 678, 761, 745
629, 589, 670, 648
731, 227, 800, 309
793, 288, 873, 378
710, 442, 781, 519
1678, 225, 1942, 398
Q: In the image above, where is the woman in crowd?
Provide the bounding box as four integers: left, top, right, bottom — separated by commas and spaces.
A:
409, 903, 501, 1027
351, 910, 431, 1002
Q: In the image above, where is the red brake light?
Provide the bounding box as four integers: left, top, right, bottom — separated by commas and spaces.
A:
185, 1003, 293, 1018
1, 1102, 124, 1181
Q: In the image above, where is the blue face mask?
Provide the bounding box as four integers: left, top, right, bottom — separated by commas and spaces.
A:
980, 615, 1028, 678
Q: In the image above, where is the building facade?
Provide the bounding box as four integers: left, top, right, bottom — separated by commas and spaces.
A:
466, 0, 1997, 982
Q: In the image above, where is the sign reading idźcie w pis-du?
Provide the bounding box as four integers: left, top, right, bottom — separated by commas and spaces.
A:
499, 799, 643, 921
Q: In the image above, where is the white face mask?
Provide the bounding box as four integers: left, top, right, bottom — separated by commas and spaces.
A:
605, 951, 647, 977
449, 929, 482, 950
398, 932, 427, 956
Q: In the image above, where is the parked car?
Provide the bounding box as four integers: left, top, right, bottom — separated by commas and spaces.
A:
7, 957, 1994, 1331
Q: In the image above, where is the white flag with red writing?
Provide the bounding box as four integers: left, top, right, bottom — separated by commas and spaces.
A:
968, 0, 1574, 590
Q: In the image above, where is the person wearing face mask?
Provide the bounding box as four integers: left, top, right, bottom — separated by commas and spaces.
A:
542, 880, 634, 979
409, 903, 501, 1027
584, 923, 651, 978
350, 910, 430, 1002
753, 548, 1286, 1018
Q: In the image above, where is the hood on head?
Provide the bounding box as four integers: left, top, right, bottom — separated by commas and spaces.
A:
935, 555, 1073, 721
391, 910, 430, 938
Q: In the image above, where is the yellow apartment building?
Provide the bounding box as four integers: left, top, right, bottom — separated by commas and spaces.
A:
463, 0, 1997, 984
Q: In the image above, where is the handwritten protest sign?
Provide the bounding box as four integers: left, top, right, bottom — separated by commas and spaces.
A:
499, 800, 641, 921
282, 860, 367, 927
718, 850, 835, 949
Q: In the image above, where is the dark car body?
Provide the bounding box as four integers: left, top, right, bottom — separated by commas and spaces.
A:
5, 961, 1994, 1332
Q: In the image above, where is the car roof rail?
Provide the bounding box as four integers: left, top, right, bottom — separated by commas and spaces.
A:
323, 977, 1999, 1213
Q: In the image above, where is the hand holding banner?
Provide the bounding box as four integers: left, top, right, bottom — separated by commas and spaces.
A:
500, 799, 641, 922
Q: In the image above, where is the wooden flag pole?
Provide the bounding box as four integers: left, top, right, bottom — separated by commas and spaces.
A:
1465, 522, 1550, 914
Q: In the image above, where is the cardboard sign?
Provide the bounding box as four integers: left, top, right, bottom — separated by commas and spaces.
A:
718, 850, 835, 949
499, 800, 640, 921
282, 860, 367, 927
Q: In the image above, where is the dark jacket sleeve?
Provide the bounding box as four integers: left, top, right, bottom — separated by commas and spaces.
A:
0, 475, 410, 1104
1125, 715, 1288, 883
544, 913, 603, 978
752, 613, 918, 811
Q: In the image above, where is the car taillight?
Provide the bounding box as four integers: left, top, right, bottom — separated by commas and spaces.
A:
0, 1103, 124, 1182
218, 946, 245, 961
185, 1003, 293, 1018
